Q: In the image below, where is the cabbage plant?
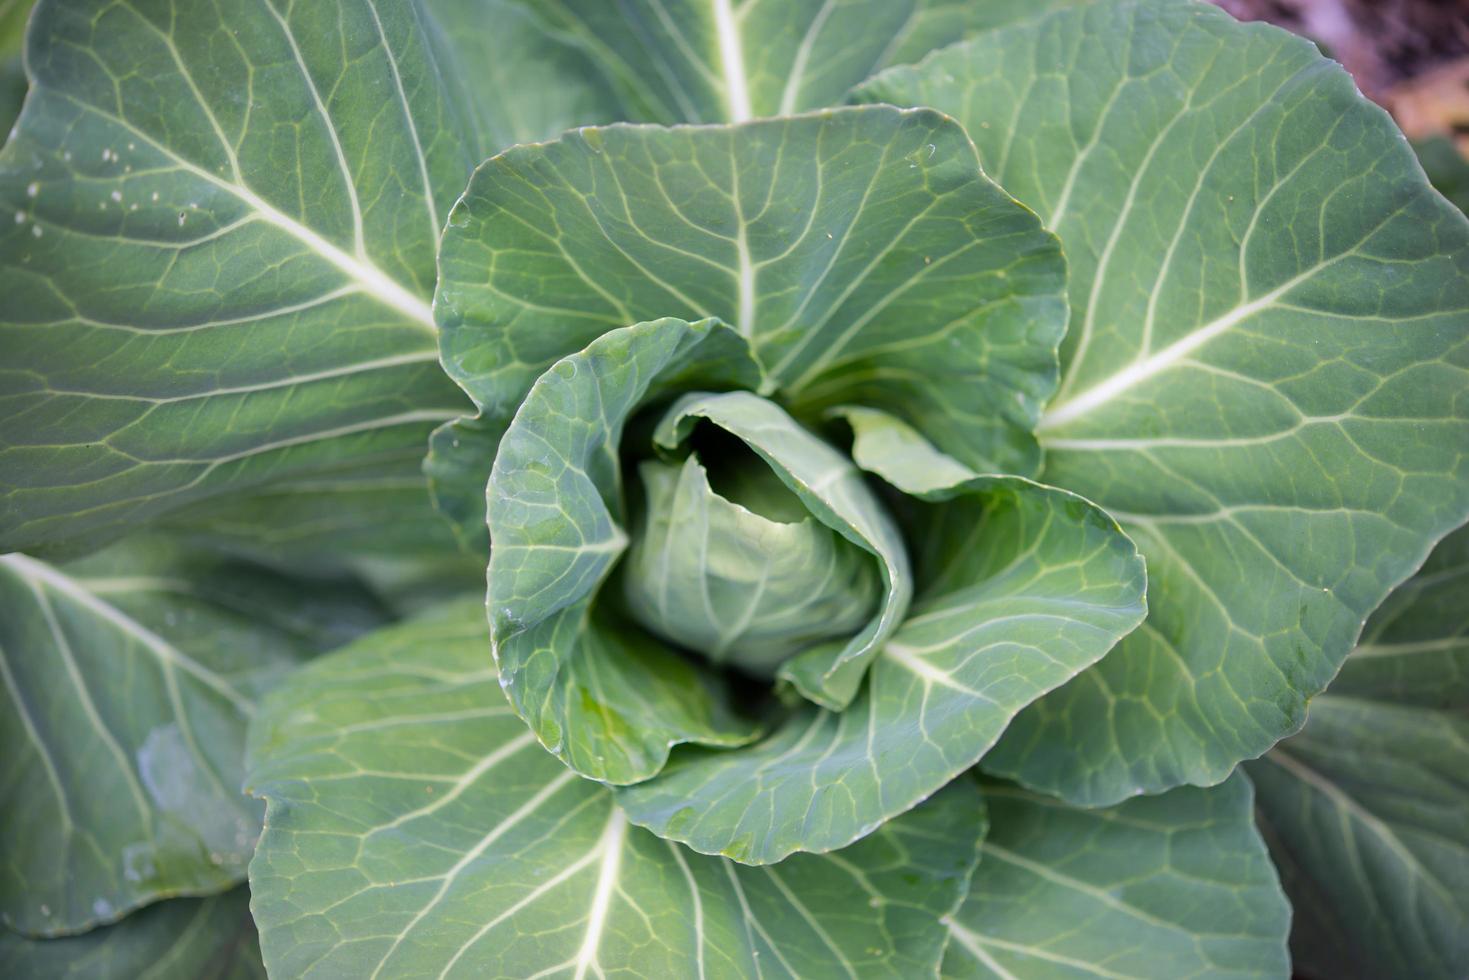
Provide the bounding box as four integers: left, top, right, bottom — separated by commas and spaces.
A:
1, 0, 1466, 977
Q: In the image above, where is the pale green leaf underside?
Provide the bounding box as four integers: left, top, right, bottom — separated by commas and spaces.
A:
859, 0, 1469, 805
622, 455, 879, 679
246, 599, 983, 980
487, 319, 765, 784
0, 887, 263, 979
943, 775, 1289, 980
0, 0, 474, 554
616, 477, 1145, 864
654, 390, 909, 709
834, 405, 980, 500
0, 539, 383, 936
511, 0, 1041, 125
1246, 523, 1469, 979
436, 104, 1066, 486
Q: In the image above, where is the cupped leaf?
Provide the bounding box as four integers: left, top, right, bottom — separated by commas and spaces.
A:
0, 887, 263, 979
616, 478, 1145, 864
944, 774, 1290, 979
654, 390, 909, 708
1245, 525, 1469, 979
622, 455, 880, 678
488, 318, 764, 784
832, 405, 980, 500
0, 539, 384, 936
512, 0, 1049, 125
435, 105, 1066, 503
859, 0, 1469, 805
246, 599, 984, 980
0, 0, 477, 554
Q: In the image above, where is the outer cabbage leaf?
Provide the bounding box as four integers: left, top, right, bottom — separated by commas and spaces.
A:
510, 0, 1057, 124
616, 477, 1145, 864
0, 539, 384, 935
0, 0, 478, 555
1246, 523, 1469, 979
425, 0, 619, 156
159, 449, 484, 615
858, 0, 1469, 805
0, 888, 263, 979
944, 775, 1290, 979
246, 600, 984, 979
487, 319, 765, 785
433, 105, 1066, 537
652, 390, 910, 708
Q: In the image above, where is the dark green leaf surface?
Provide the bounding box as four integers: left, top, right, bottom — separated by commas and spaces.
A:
1330, 522, 1469, 707
0, 0, 474, 554
436, 105, 1066, 486
0, 539, 384, 936
653, 390, 910, 709
616, 478, 1145, 864
1247, 523, 1469, 979
1415, 135, 1469, 216
0, 56, 22, 139
0, 888, 263, 979
0, 0, 30, 62
247, 600, 983, 979
943, 775, 1289, 979
487, 319, 765, 785
859, 0, 1469, 805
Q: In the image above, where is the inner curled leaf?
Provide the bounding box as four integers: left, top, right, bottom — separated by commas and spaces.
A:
621, 454, 880, 678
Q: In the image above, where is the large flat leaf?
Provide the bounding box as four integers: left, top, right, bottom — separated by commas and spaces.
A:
943, 775, 1289, 979
512, 0, 1049, 125
1246, 524, 1469, 979
859, 0, 1469, 805
246, 599, 983, 979
616, 477, 1145, 864
435, 105, 1066, 511
487, 318, 766, 785
0, 888, 263, 979
0, 539, 384, 936
0, 0, 477, 554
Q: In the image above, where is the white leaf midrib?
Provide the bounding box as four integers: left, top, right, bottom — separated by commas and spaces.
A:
711, 0, 752, 122
50, 93, 436, 334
